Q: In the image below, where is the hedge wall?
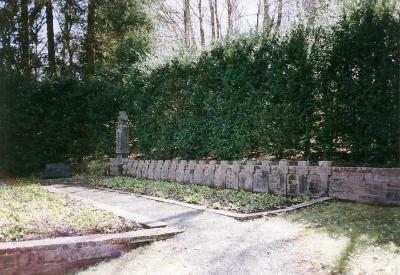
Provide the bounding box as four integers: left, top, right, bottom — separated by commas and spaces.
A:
0, 3, 399, 175
130, 4, 400, 166
0, 74, 130, 174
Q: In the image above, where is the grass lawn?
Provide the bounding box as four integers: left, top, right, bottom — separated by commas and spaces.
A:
285, 201, 400, 274
0, 180, 142, 242
82, 176, 309, 213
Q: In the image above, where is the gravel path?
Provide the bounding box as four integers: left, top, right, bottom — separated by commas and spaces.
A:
48, 185, 331, 275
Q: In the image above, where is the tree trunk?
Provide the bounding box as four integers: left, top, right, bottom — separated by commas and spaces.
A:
45, 0, 56, 75
183, 0, 190, 46
189, 18, 196, 48
20, 0, 30, 74
256, 0, 261, 32
198, 0, 205, 47
276, 0, 283, 29
0, 0, 18, 70
226, 0, 233, 35
183, 0, 196, 47
208, 0, 215, 39
85, 0, 96, 76
263, 0, 271, 31
214, 0, 221, 39
63, 0, 74, 71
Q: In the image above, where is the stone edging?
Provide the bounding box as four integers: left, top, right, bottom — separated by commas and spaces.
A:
60, 184, 331, 221
0, 185, 183, 275
0, 227, 182, 275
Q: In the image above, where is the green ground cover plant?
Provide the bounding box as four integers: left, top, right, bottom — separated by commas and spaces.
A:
0, 181, 142, 242
85, 176, 309, 213
286, 201, 400, 273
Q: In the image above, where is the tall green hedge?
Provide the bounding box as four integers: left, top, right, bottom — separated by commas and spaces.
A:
0, 74, 131, 175
0, 3, 399, 175
130, 4, 400, 166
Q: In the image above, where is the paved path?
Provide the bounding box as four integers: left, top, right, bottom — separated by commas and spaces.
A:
48, 185, 329, 275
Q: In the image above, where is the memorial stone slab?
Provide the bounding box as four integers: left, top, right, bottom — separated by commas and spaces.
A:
45, 163, 71, 178
203, 161, 216, 186
193, 161, 206, 185
132, 160, 140, 177
115, 112, 129, 158
214, 161, 228, 188
307, 173, 321, 196
225, 161, 240, 190
147, 160, 156, 180
268, 165, 286, 195
142, 160, 151, 178
126, 159, 134, 176
168, 160, 178, 182
184, 161, 196, 184
287, 174, 298, 195
253, 161, 271, 193
239, 161, 255, 191
161, 160, 171, 181
137, 160, 144, 178
122, 162, 129, 175
154, 160, 164, 180
317, 161, 332, 197
296, 161, 309, 195
176, 161, 187, 183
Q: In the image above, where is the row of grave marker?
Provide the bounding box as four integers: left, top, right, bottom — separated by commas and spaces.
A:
110, 159, 333, 197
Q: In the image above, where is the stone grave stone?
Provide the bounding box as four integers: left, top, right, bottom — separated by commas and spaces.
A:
45, 163, 71, 178
116, 111, 129, 158
193, 161, 206, 184
239, 161, 255, 191
253, 160, 271, 193
225, 161, 240, 190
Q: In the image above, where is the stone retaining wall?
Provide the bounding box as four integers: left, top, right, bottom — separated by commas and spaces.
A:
0, 228, 179, 275
109, 158, 400, 205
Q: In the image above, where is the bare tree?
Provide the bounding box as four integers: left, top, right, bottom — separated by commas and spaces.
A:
45, 0, 56, 74
183, 0, 196, 47
276, 0, 283, 29
198, 0, 205, 46
214, 0, 221, 39
85, 0, 96, 76
60, 0, 74, 72
256, 0, 261, 32
183, 0, 190, 46
208, 0, 216, 39
20, 0, 30, 74
263, 0, 271, 31
227, 0, 233, 35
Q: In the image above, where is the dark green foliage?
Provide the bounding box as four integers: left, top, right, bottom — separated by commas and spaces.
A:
0, 74, 130, 175
0, 73, 39, 174
88, 176, 309, 213
130, 4, 400, 166
0, 3, 399, 175
320, 4, 400, 165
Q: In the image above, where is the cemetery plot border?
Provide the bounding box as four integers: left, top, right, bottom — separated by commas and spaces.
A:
89, 185, 331, 221
0, 227, 181, 275
63, 181, 329, 221
0, 182, 182, 275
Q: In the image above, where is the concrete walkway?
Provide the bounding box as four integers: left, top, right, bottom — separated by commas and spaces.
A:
47, 185, 332, 275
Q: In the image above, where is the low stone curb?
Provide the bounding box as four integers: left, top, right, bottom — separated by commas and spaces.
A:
117, 191, 331, 221
44, 185, 167, 229
54, 184, 331, 221
0, 227, 182, 275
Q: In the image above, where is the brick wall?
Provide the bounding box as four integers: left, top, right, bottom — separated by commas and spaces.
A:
330, 167, 400, 204
0, 228, 178, 275
109, 158, 400, 205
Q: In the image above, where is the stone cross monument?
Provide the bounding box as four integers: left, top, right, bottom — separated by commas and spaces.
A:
116, 111, 129, 158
